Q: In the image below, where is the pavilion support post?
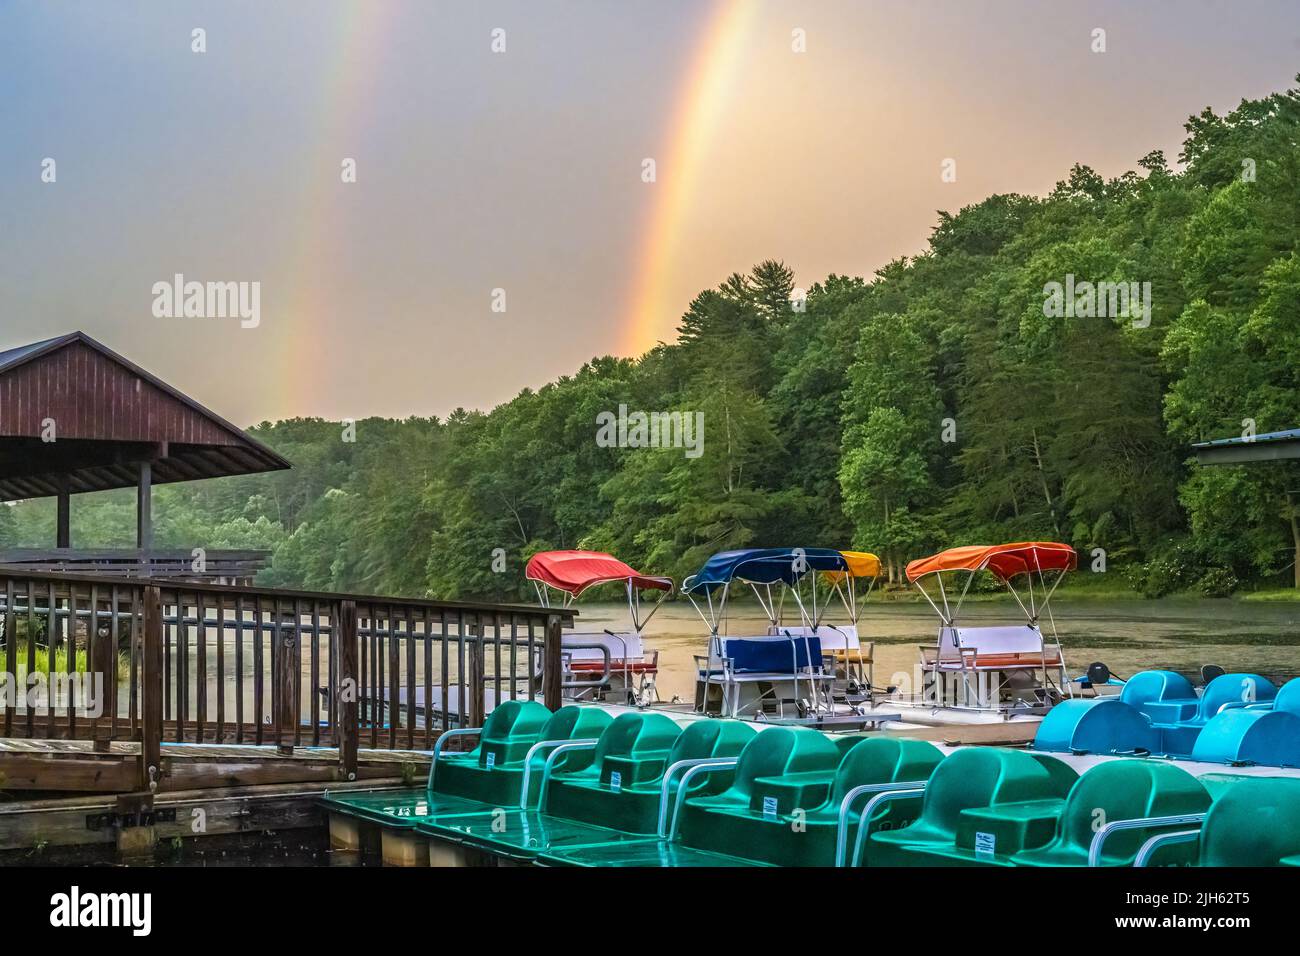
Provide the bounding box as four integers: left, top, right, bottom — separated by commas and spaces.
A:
336, 600, 358, 781
55, 484, 71, 648
56, 485, 71, 549
543, 614, 563, 710
136, 461, 152, 572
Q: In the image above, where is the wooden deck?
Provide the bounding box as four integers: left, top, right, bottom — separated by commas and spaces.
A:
0, 737, 436, 793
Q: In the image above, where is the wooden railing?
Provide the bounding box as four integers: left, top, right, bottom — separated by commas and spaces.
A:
0, 548, 271, 584
0, 571, 574, 786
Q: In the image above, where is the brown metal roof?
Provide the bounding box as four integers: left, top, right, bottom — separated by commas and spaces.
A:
0, 332, 291, 501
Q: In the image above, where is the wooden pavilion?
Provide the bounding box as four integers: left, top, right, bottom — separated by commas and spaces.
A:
0, 331, 290, 582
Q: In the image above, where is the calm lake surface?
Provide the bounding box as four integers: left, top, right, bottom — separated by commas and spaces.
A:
575, 596, 1300, 703
75, 593, 1300, 724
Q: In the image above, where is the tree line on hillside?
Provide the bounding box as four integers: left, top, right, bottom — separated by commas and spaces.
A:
4, 78, 1298, 600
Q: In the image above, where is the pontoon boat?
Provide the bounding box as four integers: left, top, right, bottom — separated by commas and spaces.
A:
527, 549, 672, 705
683, 547, 898, 728
901, 541, 1076, 715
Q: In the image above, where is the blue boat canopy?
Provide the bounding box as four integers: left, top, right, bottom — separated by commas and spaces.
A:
684, 547, 848, 594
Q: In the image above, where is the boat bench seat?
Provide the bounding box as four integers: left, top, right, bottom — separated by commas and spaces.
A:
540, 729, 946, 868
1012, 760, 1211, 867
965, 652, 1061, 669
706, 635, 825, 675
864, 749, 1075, 867
669, 734, 945, 867
569, 660, 658, 673
608, 731, 941, 867
563, 630, 648, 666
926, 625, 1060, 673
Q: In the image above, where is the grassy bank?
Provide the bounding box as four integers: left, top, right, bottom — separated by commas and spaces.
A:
1238, 588, 1300, 603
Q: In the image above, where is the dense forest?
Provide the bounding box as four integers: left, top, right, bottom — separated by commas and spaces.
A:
4, 79, 1298, 601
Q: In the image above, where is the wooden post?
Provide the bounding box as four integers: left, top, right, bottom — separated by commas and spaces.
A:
140, 586, 163, 791
275, 619, 295, 753
56, 485, 70, 549
468, 617, 485, 727
543, 614, 563, 711
136, 461, 153, 560
336, 600, 358, 780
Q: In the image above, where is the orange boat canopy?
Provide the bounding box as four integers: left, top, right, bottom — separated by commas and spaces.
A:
905, 542, 1077, 583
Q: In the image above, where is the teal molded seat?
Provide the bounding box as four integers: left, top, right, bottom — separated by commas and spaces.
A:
1120, 670, 1198, 724
414, 711, 709, 861
1190, 709, 1300, 767
1194, 678, 1300, 766
1196, 777, 1300, 866
1271, 678, 1300, 715
1197, 673, 1277, 717
1153, 673, 1277, 758
546, 717, 756, 834
670, 736, 946, 867
321, 699, 557, 827
672, 727, 841, 853
1034, 699, 1160, 756
1041, 672, 1285, 762
541, 730, 943, 868
864, 748, 1072, 867
1011, 760, 1210, 867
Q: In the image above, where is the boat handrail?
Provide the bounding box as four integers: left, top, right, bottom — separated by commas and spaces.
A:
1087, 813, 1207, 866
428, 727, 483, 793
834, 780, 930, 867
656, 757, 740, 838
536, 740, 602, 813
665, 759, 742, 841
559, 642, 613, 691
847, 786, 928, 867
518, 737, 602, 809
1133, 828, 1203, 867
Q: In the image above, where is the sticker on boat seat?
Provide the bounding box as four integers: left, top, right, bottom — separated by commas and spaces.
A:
485, 752, 496, 769
974, 831, 996, 860
762, 796, 778, 820
609, 771, 622, 792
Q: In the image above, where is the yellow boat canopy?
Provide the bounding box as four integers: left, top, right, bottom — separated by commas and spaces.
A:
822, 550, 882, 582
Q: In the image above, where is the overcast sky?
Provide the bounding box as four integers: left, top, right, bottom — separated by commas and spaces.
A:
3, 0, 1298, 424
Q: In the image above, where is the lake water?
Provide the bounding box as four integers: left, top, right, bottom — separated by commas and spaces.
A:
573, 596, 1300, 703
36, 593, 1298, 725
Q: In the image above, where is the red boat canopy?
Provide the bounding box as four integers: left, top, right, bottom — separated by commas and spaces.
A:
906, 542, 1077, 583
525, 550, 673, 598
